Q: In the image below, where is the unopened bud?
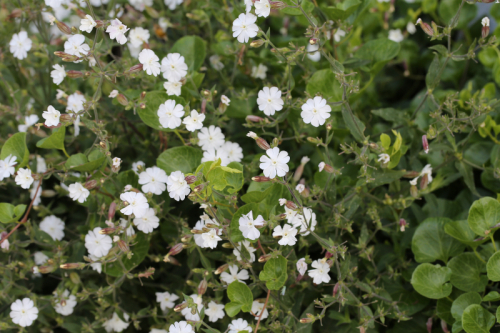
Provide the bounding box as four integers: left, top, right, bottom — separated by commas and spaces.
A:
67, 70, 84, 78
399, 219, 408, 232
333, 282, 340, 296
277, 213, 287, 220
222, 242, 234, 249
215, 264, 229, 274
128, 63, 143, 73
252, 176, 271, 182
56, 20, 72, 35
410, 185, 418, 198
246, 115, 264, 122
441, 320, 449, 333
60, 114, 72, 122
300, 314, 316, 324
108, 202, 117, 221
270, 1, 287, 9
416, 18, 434, 37
318, 162, 334, 173
326, 123, 332, 130
181, 235, 192, 242
293, 165, 305, 182
99, 227, 117, 235
307, 137, 322, 145
250, 40, 265, 48
309, 38, 317, 45
117, 94, 128, 106
185, 175, 197, 184
258, 254, 272, 263
422, 135, 429, 154
482, 26, 490, 39
38, 265, 56, 274
420, 174, 429, 190
168, 243, 184, 256
194, 182, 208, 193
285, 200, 297, 210
255, 137, 271, 150
118, 240, 130, 253
84, 180, 98, 190
59, 263, 86, 270
54, 51, 79, 62
140, 103, 146, 109
140, 91, 147, 100
75, 9, 87, 18
198, 279, 207, 295
95, 20, 104, 28
9, 9, 22, 19
174, 302, 188, 312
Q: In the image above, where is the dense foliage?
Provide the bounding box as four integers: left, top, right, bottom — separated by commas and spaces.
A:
1, 0, 500, 332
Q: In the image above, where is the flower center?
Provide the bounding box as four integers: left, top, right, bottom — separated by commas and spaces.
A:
242, 25, 246, 29
312, 108, 317, 114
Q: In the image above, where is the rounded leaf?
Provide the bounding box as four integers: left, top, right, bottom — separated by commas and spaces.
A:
486, 251, 500, 282
468, 197, 500, 236
451, 292, 482, 321
411, 263, 452, 299
448, 253, 488, 293
462, 304, 495, 333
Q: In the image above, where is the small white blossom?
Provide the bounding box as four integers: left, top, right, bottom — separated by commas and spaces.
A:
167, 171, 190, 201
205, 301, 225, 322
410, 164, 433, 186
307, 43, 321, 62
119, 218, 135, 236
482, 17, 490, 27
308, 259, 331, 284
273, 224, 298, 246
15, 168, 33, 189
202, 148, 230, 166
34, 252, 49, 265
106, 19, 129, 45
233, 240, 256, 262
133, 208, 160, 233
247, 131, 257, 139
182, 110, 205, 132
232, 13, 259, 43
251, 64, 268, 79
40, 215, 65, 241
79, 14, 96, 33
139, 166, 169, 195
158, 99, 184, 129
18, 115, 39, 132
181, 294, 203, 321
239, 211, 265, 240
164, 80, 182, 96
220, 265, 249, 284
228, 318, 252, 333
129, 27, 150, 48
257, 87, 284, 116
42, 105, 61, 127
255, 0, 271, 17
112, 157, 122, 168
168, 321, 194, 333
296, 258, 307, 276
251, 301, 269, 319
289, 207, 316, 236
407, 22, 417, 34
0, 155, 17, 180
0, 232, 9, 250
10, 31, 32, 60
10, 298, 38, 327
388, 29, 404, 43
334, 29, 346, 42
198, 126, 225, 151
221, 95, 230, 106
51, 64, 66, 85
161, 53, 188, 81
30, 180, 42, 206
132, 161, 145, 173
279, 198, 287, 206
378, 153, 390, 164
165, 0, 183, 10
156, 291, 179, 311
68, 182, 90, 203
103, 312, 130, 332
64, 34, 90, 57
201, 228, 222, 248
220, 141, 243, 163
301, 97, 331, 127
85, 227, 113, 257
209, 54, 224, 70
318, 162, 325, 172
139, 49, 161, 76
109, 90, 119, 98
295, 184, 305, 193
301, 156, 310, 165
54, 290, 77, 316
259, 147, 290, 179
120, 191, 149, 218
129, 0, 153, 11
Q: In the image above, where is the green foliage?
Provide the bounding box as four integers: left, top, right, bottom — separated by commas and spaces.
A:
259, 255, 288, 290
225, 281, 253, 317
411, 263, 452, 299
0, 132, 29, 169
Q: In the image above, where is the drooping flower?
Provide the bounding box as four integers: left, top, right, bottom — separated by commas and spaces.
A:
197, 126, 225, 151
54, 290, 77, 316
42, 105, 61, 127
51, 64, 66, 85
410, 164, 433, 186
10, 298, 38, 327
233, 240, 256, 262
254, 0, 271, 17
120, 192, 149, 218
64, 34, 90, 57
308, 259, 331, 284
232, 13, 259, 43
181, 294, 203, 321
228, 318, 252, 333
166, 171, 190, 201
18, 115, 39, 132
296, 258, 307, 276
205, 301, 225, 322
106, 19, 129, 45
133, 208, 160, 234
158, 99, 184, 129
68, 182, 90, 203
257, 86, 284, 116
161, 53, 188, 81
139, 166, 169, 195
221, 95, 230, 106
295, 184, 305, 193
103, 312, 130, 332
251, 301, 269, 319
239, 211, 265, 240
220, 265, 249, 284
307, 43, 320, 62
301, 97, 331, 127
15, 168, 34, 189
139, 49, 161, 76
156, 291, 179, 311
182, 110, 205, 132
209, 55, 224, 70
79, 14, 97, 33
378, 153, 390, 164
40, 215, 65, 241
10, 31, 32, 60
0, 155, 17, 180
272, 223, 298, 246
259, 147, 290, 179
85, 227, 113, 257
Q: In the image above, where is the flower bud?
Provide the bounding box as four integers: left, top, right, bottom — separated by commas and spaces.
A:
168, 256, 181, 265
99, 227, 117, 235
95, 20, 104, 28
420, 174, 429, 190
194, 182, 207, 192
399, 219, 408, 232
60, 114, 73, 122
246, 115, 264, 122
38, 265, 56, 274
117, 94, 128, 106
307, 137, 322, 145
422, 135, 429, 154
252, 176, 271, 182
108, 202, 117, 221
277, 213, 287, 220
258, 254, 272, 263
285, 200, 297, 210
84, 180, 98, 190
56, 20, 72, 35
169, 243, 184, 256
222, 242, 234, 249
174, 302, 188, 312
181, 235, 192, 242
185, 175, 197, 184
309, 38, 318, 45
54, 51, 79, 62
117, 240, 130, 253
270, 1, 287, 9
441, 320, 449, 333
66, 70, 84, 79
333, 282, 340, 297
416, 18, 434, 37
140, 91, 147, 100
75, 9, 87, 18
250, 39, 265, 48
410, 185, 418, 198
9, 9, 22, 19
59, 263, 86, 270
198, 279, 207, 295
256, 137, 271, 150
482, 17, 490, 39
215, 264, 229, 275
300, 314, 316, 324
128, 64, 143, 73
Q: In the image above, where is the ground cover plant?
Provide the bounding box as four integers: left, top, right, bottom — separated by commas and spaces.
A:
1, 0, 500, 332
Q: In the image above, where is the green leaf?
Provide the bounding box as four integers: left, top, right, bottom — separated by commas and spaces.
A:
0, 132, 29, 169
438, 0, 477, 29
104, 232, 150, 277
207, 162, 244, 194
322, 0, 361, 21
426, 55, 445, 90
380, 133, 391, 150
486, 251, 500, 282
281, 0, 314, 15
0, 203, 26, 223
225, 281, 253, 317
456, 161, 479, 197
411, 263, 452, 299
354, 38, 400, 69
305, 69, 342, 103
411, 217, 465, 263
451, 292, 482, 321
468, 197, 500, 236
170, 36, 207, 72
65, 152, 106, 172
36, 126, 66, 151
448, 253, 488, 293
137, 91, 185, 131
371, 108, 408, 124
157, 146, 202, 174
259, 255, 288, 290
462, 305, 495, 333
341, 104, 366, 143
444, 220, 484, 248
483, 291, 500, 302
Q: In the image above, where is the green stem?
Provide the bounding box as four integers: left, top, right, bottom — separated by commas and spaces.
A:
473, 247, 486, 264
173, 130, 186, 145
490, 234, 497, 252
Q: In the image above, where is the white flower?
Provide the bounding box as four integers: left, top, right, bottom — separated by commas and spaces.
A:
156, 291, 179, 311
295, 184, 305, 193
129, 0, 153, 11
129, 27, 150, 47
1, 232, 9, 250
159, 17, 169, 31
10, 298, 38, 327
259, 147, 290, 179
34, 252, 49, 265
388, 29, 404, 43
0, 155, 17, 180
244, 0, 253, 12
257, 87, 284, 116
232, 13, 259, 43
247, 131, 257, 139
239, 211, 265, 240
209, 55, 224, 70
289, 207, 316, 236
279, 198, 287, 206
85, 227, 113, 257
45, 0, 64, 7
119, 218, 135, 236
109, 90, 119, 98
106, 19, 129, 45
407, 22, 417, 34
89, 254, 102, 273
296, 258, 307, 276
181, 294, 203, 321
168, 321, 194, 333
307, 43, 321, 62
132, 161, 145, 173
79, 14, 96, 33
202, 148, 230, 166
139, 49, 161, 76
221, 95, 231, 106
161, 53, 188, 81
64, 34, 90, 57
255, 0, 271, 17
15, 168, 33, 189
56, 89, 67, 99
228, 318, 252, 333
233, 240, 256, 262
164, 80, 182, 96
378, 153, 390, 164
120, 191, 149, 218
133, 208, 160, 233
51, 64, 66, 85
40, 215, 65, 241
54, 290, 77, 316
201, 229, 222, 249
251, 301, 269, 319
220, 265, 250, 284
104, 312, 130, 332
158, 99, 184, 129
220, 141, 243, 163
167, 171, 190, 201
301, 156, 310, 165
68, 182, 90, 203
165, 0, 183, 10
139, 166, 169, 195
42, 105, 61, 127
272, 224, 298, 246
301, 97, 331, 127
410, 164, 433, 186
308, 259, 331, 284
183, 110, 205, 132
112, 157, 122, 168
205, 301, 225, 322
334, 29, 346, 42
151, 329, 168, 333
18, 115, 39, 132
198, 126, 225, 151
10, 31, 32, 60
251, 64, 268, 79
194, 219, 221, 248
482, 17, 490, 27
30, 180, 42, 205
318, 162, 325, 172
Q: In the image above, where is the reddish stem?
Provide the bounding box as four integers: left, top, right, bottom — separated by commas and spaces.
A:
254, 289, 271, 333
257, 239, 266, 255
